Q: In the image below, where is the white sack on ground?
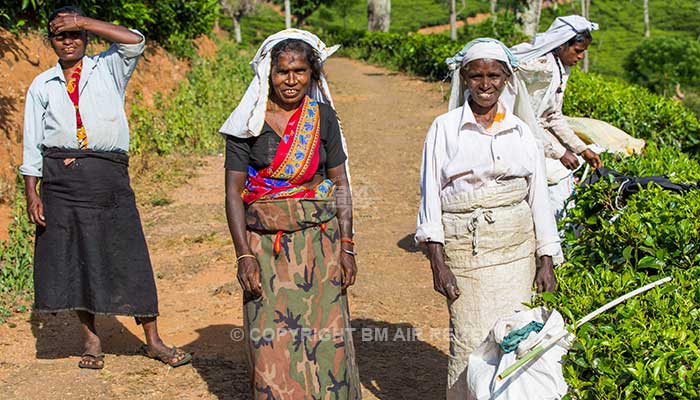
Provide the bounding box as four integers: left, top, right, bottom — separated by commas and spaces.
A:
467, 307, 574, 400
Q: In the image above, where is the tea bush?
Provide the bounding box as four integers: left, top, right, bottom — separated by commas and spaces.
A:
564, 70, 700, 155
336, 22, 700, 398
537, 146, 700, 399
333, 16, 530, 81
306, 0, 491, 33
353, 32, 460, 80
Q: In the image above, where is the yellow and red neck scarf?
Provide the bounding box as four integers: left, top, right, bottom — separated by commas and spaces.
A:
242, 96, 334, 204
66, 61, 87, 150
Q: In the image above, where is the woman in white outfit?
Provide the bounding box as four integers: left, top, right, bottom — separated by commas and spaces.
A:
415, 39, 563, 399
511, 15, 603, 219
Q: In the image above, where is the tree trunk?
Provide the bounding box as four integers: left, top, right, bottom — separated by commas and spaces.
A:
296, 15, 309, 28
490, 0, 498, 29
643, 0, 650, 37
233, 16, 242, 43
582, 0, 590, 72
450, 0, 457, 41
367, 0, 391, 32
285, 0, 292, 29
520, 0, 543, 37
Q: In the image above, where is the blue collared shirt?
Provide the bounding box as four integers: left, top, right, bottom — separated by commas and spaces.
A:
19, 30, 145, 177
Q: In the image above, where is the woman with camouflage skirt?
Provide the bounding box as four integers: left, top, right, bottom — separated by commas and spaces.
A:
220, 29, 361, 400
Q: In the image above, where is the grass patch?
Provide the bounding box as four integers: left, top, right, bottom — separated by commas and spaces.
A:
0, 183, 35, 323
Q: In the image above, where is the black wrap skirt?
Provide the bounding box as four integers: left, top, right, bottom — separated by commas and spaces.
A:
33, 148, 158, 317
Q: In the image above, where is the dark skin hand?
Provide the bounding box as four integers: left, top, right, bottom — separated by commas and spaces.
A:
225, 166, 357, 297
225, 171, 263, 298
226, 48, 357, 297
559, 149, 580, 170
24, 175, 45, 227
24, 15, 143, 227
48, 13, 141, 80
429, 59, 556, 297
427, 243, 556, 298
580, 148, 602, 169
426, 242, 460, 301
327, 164, 357, 290
535, 255, 557, 293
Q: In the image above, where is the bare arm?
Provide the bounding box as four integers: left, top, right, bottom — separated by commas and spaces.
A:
327, 165, 352, 239
225, 170, 262, 298
50, 13, 142, 44
327, 164, 357, 289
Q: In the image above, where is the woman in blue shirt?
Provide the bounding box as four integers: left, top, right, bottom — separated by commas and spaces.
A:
20, 6, 190, 370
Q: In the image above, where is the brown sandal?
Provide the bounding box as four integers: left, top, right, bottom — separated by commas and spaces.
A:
78, 352, 105, 369
142, 345, 192, 368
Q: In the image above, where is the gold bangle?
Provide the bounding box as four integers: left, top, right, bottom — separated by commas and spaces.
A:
236, 254, 256, 264
74, 14, 81, 29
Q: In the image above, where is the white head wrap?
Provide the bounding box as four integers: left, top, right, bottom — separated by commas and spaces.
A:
446, 38, 519, 111
219, 29, 340, 138
511, 15, 599, 63
447, 38, 546, 152
446, 38, 524, 113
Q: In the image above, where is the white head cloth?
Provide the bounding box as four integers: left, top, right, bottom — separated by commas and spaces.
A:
219, 29, 340, 138
511, 15, 599, 63
445, 38, 518, 111
446, 38, 546, 152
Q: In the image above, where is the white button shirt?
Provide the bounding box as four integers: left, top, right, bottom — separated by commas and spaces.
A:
416, 98, 561, 259
20, 30, 145, 177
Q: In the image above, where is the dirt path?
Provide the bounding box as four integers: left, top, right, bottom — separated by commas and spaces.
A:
0, 58, 451, 399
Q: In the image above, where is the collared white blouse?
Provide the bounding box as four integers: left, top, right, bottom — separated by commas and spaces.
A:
416, 99, 562, 260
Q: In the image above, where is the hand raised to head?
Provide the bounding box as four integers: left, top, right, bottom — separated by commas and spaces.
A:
49, 13, 84, 35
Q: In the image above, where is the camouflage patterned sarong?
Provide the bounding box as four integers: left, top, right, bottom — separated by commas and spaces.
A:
244, 197, 361, 400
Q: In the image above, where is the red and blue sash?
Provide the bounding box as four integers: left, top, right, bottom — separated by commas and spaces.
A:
243, 96, 334, 204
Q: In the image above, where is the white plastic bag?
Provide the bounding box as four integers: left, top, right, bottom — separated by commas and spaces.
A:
467, 307, 574, 400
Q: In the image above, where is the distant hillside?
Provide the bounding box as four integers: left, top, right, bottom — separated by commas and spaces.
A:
307, 0, 491, 33
540, 0, 700, 77
236, 0, 700, 84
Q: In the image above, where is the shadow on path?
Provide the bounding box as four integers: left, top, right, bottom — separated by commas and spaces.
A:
179, 319, 448, 400
185, 324, 250, 400
353, 318, 446, 400
397, 233, 429, 259
30, 312, 144, 359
